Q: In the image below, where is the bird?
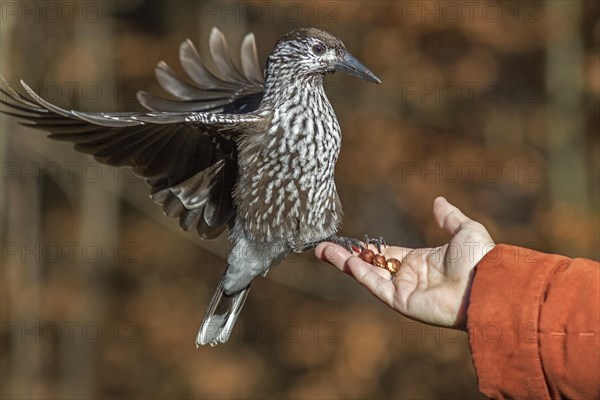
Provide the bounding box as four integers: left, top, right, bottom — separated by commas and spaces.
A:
0, 27, 381, 346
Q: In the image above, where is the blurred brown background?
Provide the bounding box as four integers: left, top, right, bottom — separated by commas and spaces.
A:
1, 0, 598, 398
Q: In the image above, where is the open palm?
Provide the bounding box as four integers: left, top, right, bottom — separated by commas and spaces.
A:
315, 197, 495, 330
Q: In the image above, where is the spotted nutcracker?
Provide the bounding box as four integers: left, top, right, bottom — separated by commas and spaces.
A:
0, 27, 381, 346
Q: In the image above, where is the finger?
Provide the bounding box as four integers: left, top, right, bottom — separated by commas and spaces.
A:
346, 256, 395, 306
315, 243, 352, 272
433, 196, 472, 235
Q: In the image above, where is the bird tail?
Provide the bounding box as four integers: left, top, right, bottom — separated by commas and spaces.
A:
196, 275, 250, 347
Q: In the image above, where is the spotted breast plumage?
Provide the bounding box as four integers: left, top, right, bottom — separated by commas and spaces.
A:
0, 27, 381, 346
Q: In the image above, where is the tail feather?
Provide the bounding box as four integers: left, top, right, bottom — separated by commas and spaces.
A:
196, 275, 250, 347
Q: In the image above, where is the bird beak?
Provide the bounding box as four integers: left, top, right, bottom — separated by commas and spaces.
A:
334, 51, 381, 84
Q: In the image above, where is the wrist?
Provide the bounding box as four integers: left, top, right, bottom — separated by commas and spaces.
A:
459, 242, 495, 330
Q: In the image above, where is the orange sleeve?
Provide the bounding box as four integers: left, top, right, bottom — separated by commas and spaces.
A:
467, 244, 600, 399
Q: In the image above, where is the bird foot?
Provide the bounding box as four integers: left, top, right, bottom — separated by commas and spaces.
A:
363, 235, 387, 254
296, 235, 383, 254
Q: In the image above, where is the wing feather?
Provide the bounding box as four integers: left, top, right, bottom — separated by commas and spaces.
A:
1, 25, 266, 240
0, 77, 261, 239
240, 33, 265, 84
180, 39, 233, 89
208, 27, 246, 84
139, 27, 265, 115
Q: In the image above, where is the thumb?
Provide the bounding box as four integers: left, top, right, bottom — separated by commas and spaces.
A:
433, 196, 473, 236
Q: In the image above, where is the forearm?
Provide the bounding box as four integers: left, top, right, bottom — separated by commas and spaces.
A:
467, 245, 600, 399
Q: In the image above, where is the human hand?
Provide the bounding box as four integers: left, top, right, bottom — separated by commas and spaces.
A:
315, 197, 495, 331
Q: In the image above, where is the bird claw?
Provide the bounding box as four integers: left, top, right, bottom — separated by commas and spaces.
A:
325, 236, 364, 253
297, 236, 364, 253
296, 235, 388, 255
363, 235, 386, 253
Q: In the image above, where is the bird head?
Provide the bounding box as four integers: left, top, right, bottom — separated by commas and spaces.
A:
266, 28, 381, 84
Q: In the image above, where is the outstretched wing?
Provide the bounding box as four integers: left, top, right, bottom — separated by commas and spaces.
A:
0, 27, 269, 239
137, 27, 265, 114
0, 78, 263, 239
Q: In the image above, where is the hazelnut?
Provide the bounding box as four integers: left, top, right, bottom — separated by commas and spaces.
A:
386, 258, 401, 274
372, 253, 387, 268
359, 249, 375, 263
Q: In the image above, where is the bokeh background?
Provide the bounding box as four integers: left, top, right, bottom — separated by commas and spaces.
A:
1, 0, 598, 398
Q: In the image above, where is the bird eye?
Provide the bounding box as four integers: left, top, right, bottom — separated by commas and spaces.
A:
312, 44, 326, 56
